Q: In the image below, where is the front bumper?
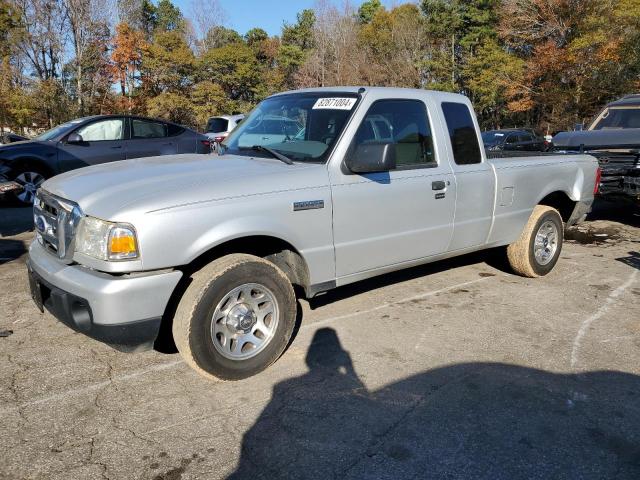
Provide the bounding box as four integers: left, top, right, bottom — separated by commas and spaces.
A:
27, 240, 182, 351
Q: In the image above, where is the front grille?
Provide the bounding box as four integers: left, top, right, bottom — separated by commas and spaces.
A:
33, 190, 82, 262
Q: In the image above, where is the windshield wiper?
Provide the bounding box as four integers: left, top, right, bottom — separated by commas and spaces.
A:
247, 145, 294, 165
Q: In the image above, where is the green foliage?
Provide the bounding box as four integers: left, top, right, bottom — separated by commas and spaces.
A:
155, 0, 183, 32
245, 28, 268, 46
2, 0, 639, 135
142, 30, 195, 94
358, 0, 383, 24
147, 91, 194, 124
205, 26, 243, 49
282, 9, 315, 51
199, 42, 260, 102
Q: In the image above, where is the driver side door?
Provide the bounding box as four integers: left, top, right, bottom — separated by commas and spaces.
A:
329, 97, 456, 278
57, 118, 126, 173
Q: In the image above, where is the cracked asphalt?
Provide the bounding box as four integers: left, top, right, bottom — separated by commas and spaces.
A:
1, 200, 639, 480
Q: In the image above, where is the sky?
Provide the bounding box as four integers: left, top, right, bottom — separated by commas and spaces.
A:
174, 0, 402, 36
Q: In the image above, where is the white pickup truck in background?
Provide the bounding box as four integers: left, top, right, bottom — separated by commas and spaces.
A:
27, 87, 599, 380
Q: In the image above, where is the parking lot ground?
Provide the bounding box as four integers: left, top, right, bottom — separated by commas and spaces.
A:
1, 201, 639, 480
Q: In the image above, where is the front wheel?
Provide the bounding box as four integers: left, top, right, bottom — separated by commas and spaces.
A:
507, 205, 564, 278
172, 254, 297, 380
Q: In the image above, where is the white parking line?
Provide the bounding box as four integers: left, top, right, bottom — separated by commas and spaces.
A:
0, 359, 184, 415
1, 275, 496, 414
570, 269, 638, 368
302, 276, 494, 330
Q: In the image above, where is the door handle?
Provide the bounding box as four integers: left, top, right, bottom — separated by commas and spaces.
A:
432, 181, 446, 191
162, 142, 173, 146
111, 145, 122, 149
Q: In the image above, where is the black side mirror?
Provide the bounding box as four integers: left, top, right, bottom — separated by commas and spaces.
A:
345, 142, 396, 174
67, 133, 83, 144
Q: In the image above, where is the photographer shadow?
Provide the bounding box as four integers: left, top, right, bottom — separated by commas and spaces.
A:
229, 328, 640, 480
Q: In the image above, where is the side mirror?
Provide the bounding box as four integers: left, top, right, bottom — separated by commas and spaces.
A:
345, 142, 396, 174
574, 123, 584, 131
67, 133, 83, 144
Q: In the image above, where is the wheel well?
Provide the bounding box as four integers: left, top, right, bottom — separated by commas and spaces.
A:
8, 157, 54, 178
183, 235, 310, 293
538, 192, 576, 223
154, 235, 310, 353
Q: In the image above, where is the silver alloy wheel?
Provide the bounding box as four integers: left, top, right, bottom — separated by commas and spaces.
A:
533, 219, 559, 265
211, 283, 279, 360
14, 171, 45, 204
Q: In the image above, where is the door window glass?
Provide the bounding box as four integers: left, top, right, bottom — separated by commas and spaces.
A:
352, 99, 436, 168
132, 119, 168, 139
441, 102, 482, 165
76, 119, 124, 141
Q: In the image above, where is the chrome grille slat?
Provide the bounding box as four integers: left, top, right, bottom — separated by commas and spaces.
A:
34, 190, 82, 263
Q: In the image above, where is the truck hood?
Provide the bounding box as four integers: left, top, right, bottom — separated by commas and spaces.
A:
553, 128, 640, 150
42, 154, 328, 220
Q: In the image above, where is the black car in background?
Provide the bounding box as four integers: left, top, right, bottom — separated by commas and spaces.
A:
0, 115, 212, 204
482, 129, 547, 152
0, 132, 29, 144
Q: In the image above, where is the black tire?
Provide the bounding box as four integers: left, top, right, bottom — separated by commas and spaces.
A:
172, 254, 296, 380
10, 165, 49, 205
507, 205, 564, 278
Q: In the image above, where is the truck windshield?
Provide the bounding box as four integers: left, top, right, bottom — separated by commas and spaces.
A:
220, 92, 359, 163
590, 107, 640, 130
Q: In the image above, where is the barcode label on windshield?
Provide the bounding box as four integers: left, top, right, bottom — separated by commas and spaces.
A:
312, 98, 357, 110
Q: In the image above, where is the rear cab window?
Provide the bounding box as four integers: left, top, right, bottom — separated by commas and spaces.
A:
441, 102, 482, 165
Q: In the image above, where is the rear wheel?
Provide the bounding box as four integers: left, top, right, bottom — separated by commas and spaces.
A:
172, 254, 297, 380
507, 205, 564, 278
12, 168, 47, 204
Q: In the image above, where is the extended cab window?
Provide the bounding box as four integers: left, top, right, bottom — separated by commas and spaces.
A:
442, 102, 482, 165
353, 99, 436, 168
132, 119, 167, 139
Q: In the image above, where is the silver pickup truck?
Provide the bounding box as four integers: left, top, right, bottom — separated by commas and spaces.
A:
27, 87, 599, 380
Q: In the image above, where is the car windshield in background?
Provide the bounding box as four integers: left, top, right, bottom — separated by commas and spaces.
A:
481, 131, 506, 145
207, 118, 229, 133
221, 93, 359, 163
34, 119, 85, 141
591, 107, 640, 130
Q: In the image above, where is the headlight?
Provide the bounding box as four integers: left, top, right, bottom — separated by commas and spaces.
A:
75, 216, 139, 261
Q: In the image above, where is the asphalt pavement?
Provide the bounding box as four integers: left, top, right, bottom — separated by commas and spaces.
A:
1, 199, 639, 479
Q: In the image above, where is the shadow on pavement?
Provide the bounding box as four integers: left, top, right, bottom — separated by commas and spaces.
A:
588, 197, 640, 228
309, 247, 508, 310
226, 328, 640, 480
0, 239, 27, 264
0, 205, 33, 237
616, 251, 640, 271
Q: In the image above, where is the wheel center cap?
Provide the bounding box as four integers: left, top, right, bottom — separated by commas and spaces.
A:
226, 303, 257, 332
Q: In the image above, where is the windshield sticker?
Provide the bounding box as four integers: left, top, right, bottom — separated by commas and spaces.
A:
312, 98, 357, 110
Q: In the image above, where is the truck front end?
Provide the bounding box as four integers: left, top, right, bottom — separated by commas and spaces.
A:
27, 189, 182, 351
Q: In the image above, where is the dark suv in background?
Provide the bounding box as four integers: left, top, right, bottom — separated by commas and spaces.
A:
0, 115, 212, 204
482, 129, 547, 152
552, 94, 640, 202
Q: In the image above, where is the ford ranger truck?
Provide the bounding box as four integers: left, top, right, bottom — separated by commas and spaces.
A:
27, 87, 599, 380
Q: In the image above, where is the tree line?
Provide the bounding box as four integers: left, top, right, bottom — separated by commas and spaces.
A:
1, 0, 639, 135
